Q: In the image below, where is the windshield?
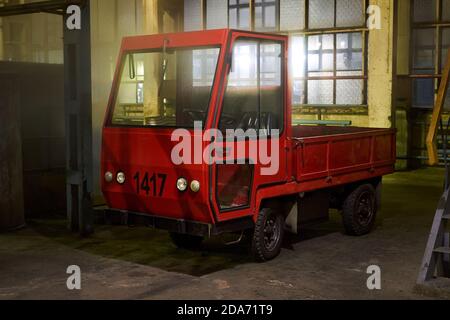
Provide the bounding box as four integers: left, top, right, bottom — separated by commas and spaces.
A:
110, 46, 220, 128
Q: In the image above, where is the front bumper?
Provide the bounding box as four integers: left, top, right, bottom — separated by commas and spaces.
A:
99, 209, 254, 237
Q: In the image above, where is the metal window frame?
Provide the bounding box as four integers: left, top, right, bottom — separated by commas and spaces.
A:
411, 0, 450, 108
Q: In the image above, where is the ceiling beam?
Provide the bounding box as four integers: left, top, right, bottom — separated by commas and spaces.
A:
0, 0, 85, 17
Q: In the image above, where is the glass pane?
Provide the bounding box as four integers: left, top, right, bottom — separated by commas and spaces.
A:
308, 80, 334, 104
184, 0, 202, 31
442, 28, 450, 71
413, 78, 435, 108
443, 0, 450, 21
217, 164, 253, 211
207, 0, 228, 29
291, 36, 306, 78
413, 0, 437, 23
280, 0, 305, 31
308, 34, 334, 72
112, 47, 220, 127
260, 42, 283, 132
309, 0, 335, 29
229, 0, 251, 29
413, 28, 436, 70
293, 80, 306, 105
229, 8, 238, 28
336, 79, 363, 105
220, 41, 259, 131
239, 7, 250, 29
336, 0, 364, 27
337, 33, 363, 71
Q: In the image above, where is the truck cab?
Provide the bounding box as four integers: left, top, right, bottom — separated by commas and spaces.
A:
102, 29, 396, 261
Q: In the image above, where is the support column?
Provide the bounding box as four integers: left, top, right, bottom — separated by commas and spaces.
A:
0, 18, 4, 60
142, 0, 160, 119
64, 1, 94, 235
367, 0, 395, 128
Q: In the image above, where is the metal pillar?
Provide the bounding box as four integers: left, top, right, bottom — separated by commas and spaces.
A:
64, 1, 94, 235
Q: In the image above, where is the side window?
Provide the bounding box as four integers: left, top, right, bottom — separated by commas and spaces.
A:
218, 39, 283, 134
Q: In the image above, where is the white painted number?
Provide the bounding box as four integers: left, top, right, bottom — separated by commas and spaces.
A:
366, 265, 381, 290
66, 265, 81, 290
66, 5, 81, 30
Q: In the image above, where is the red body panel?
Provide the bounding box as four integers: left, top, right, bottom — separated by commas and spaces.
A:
101, 29, 396, 229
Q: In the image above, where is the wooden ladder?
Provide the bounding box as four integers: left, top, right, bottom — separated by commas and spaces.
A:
417, 187, 450, 284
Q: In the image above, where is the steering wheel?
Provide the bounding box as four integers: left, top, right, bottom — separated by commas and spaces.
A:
184, 109, 206, 122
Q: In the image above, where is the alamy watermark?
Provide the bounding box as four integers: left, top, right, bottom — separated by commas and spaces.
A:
66, 265, 81, 290
66, 5, 81, 30
366, 265, 381, 290
171, 122, 280, 176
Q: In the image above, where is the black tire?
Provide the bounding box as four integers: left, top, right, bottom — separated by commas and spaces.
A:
169, 232, 203, 249
342, 184, 377, 236
252, 208, 285, 262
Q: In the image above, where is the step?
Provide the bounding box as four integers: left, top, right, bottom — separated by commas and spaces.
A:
434, 247, 450, 254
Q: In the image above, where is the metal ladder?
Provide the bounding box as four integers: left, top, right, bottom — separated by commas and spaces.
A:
417, 119, 450, 284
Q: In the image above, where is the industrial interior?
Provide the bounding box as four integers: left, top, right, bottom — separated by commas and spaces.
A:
1, 0, 450, 300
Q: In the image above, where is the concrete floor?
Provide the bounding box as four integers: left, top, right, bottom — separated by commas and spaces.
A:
0, 168, 449, 300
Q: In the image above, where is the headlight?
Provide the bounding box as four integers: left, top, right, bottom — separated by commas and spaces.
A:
116, 172, 126, 184
176, 178, 188, 192
104, 171, 113, 183
190, 180, 200, 193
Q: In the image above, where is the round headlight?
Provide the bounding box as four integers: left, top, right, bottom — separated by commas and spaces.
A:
105, 171, 113, 183
116, 172, 126, 184
176, 178, 188, 192
190, 180, 200, 193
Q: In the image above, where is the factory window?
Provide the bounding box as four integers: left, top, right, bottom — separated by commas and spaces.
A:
309, 0, 365, 29
292, 32, 364, 106
255, 0, 279, 31
411, 0, 450, 108
280, 0, 305, 31
184, 0, 203, 31
229, 0, 251, 30
289, 0, 367, 107
207, 0, 228, 29
183, 0, 368, 107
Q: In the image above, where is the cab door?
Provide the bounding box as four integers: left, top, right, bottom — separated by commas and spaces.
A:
210, 33, 289, 223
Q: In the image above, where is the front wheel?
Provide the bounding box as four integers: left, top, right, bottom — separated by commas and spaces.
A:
252, 208, 285, 262
169, 232, 203, 249
342, 184, 377, 236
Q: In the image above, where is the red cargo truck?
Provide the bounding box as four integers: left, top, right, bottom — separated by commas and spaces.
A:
101, 29, 396, 261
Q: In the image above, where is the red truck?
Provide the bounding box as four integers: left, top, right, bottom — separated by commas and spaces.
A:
101, 29, 396, 261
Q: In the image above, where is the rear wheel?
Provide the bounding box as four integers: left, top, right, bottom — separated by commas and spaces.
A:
252, 208, 285, 262
342, 184, 377, 236
169, 232, 203, 249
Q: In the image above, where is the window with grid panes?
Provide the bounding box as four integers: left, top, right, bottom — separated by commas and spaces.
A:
229, 0, 251, 30
411, 0, 450, 108
290, 0, 367, 106
255, 0, 279, 31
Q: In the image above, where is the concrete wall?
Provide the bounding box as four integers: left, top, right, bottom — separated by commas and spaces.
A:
0, 62, 65, 218
0, 74, 24, 230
